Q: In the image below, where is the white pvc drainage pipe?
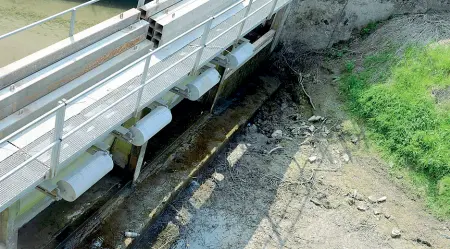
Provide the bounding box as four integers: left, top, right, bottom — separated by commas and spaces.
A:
186, 68, 221, 101
57, 151, 114, 202
129, 106, 173, 146
226, 42, 254, 69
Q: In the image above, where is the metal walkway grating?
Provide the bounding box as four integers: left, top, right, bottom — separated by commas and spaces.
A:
0, 0, 292, 213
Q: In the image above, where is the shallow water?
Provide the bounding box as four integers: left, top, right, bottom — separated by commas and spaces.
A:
0, 0, 135, 67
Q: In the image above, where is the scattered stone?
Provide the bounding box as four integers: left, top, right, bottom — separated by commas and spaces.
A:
308, 125, 316, 133
212, 172, 225, 182
391, 228, 401, 238
377, 196, 387, 203
308, 156, 318, 163
396, 175, 404, 179
357, 203, 368, 211
373, 209, 381, 215
310, 198, 322, 206
415, 238, 432, 247
350, 135, 359, 144
346, 197, 355, 206
322, 201, 332, 209
342, 153, 350, 163
91, 237, 104, 249
315, 192, 327, 200
308, 115, 323, 122
124, 231, 140, 238
384, 212, 391, 219
271, 130, 283, 139
351, 190, 365, 201
248, 124, 258, 133
368, 196, 377, 204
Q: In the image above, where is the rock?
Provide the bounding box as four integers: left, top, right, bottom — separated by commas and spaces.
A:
384, 212, 391, 219
248, 124, 258, 133
368, 196, 377, 204
315, 192, 327, 200
415, 238, 432, 247
342, 153, 350, 163
351, 190, 365, 201
212, 172, 225, 182
310, 198, 322, 206
308, 115, 323, 122
373, 209, 381, 215
308, 156, 318, 163
271, 130, 283, 139
124, 232, 140, 238
322, 201, 332, 209
346, 197, 355, 206
377, 196, 387, 203
308, 125, 316, 132
350, 135, 359, 144
357, 203, 368, 211
91, 237, 104, 249
391, 228, 401, 238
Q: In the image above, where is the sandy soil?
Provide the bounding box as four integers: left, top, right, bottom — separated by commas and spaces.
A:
135, 12, 450, 249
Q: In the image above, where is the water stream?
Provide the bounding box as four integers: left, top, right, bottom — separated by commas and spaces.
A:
0, 0, 136, 67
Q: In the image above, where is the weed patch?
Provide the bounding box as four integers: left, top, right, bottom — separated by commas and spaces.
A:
340, 45, 450, 217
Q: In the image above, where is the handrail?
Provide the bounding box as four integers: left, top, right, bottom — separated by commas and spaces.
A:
62, 47, 202, 140
66, 16, 214, 106
0, 0, 286, 187
0, 0, 100, 41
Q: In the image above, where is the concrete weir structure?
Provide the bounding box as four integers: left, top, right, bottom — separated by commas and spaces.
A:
0, 0, 292, 248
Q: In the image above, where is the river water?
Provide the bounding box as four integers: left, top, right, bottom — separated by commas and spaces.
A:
0, 0, 136, 67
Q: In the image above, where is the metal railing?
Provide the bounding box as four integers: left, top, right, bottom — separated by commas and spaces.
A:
0, 0, 101, 41
0, 0, 290, 195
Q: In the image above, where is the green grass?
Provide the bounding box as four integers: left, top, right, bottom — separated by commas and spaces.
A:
360, 22, 380, 37
340, 45, 450, 217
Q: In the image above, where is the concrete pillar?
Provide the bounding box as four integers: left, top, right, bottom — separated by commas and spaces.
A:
0, 202, 19, 249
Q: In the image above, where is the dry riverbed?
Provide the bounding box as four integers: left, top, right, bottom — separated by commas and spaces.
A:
134, 70, 449, 249
132, 12, 450, 248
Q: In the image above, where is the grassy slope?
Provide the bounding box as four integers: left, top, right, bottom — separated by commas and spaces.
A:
340, 45, 450, 217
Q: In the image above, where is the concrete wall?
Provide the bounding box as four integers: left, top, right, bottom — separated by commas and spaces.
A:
282, 0, 450, 51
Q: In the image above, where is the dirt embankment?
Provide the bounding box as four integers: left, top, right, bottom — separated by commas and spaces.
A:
282, 0, 450, 51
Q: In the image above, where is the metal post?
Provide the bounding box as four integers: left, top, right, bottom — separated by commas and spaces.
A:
132, 141, 148, 185
134, 56, 151, 117
190, 18, 214, 76
49, 101, 67, 179
234, 0, 254, 47
0, 202, 19, 249
270, 2, 291, 52
69, 8, 77, 37
268, 0, 280, 19
209, 67, 231, 113
137, 0, 146, 8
